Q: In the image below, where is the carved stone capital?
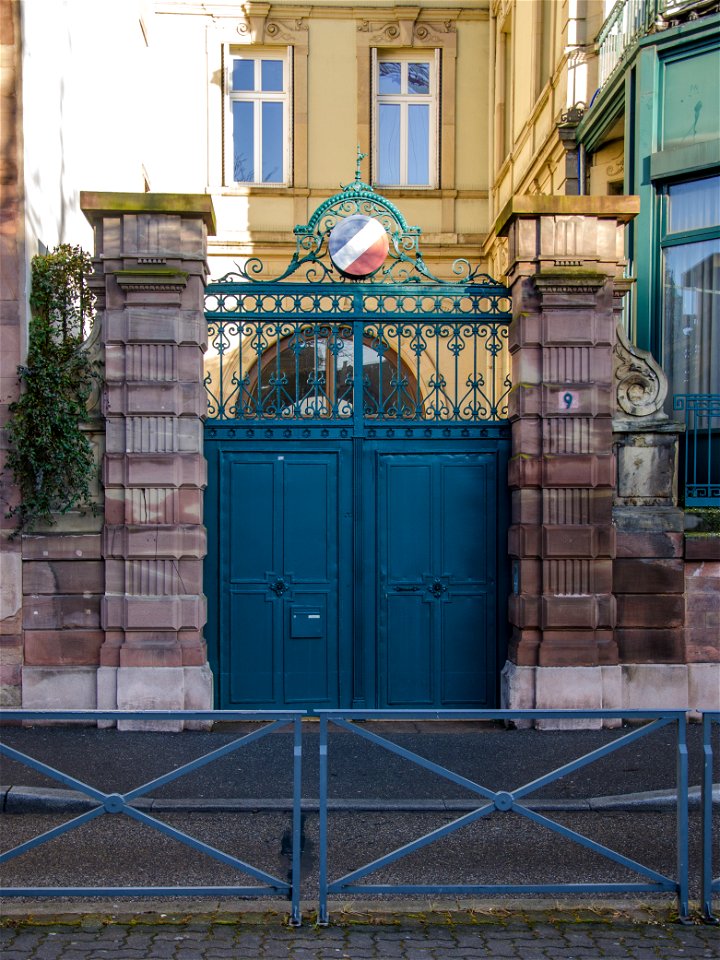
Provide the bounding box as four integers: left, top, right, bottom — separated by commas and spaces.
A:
614, 323, 668, 418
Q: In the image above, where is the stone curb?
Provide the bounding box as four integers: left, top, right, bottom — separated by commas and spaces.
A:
0, 896, 691, 925
1, 783, 717, 814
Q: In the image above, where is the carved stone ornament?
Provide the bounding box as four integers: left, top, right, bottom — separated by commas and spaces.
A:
358, 17, 455, 45
237, 8, 307, 44
357, 20, 404, 42
614, 323, 668, 418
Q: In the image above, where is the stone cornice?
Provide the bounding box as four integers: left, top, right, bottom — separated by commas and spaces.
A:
157, 3, 488, 22
81, 192, 217, 234
494, 195, 640, 239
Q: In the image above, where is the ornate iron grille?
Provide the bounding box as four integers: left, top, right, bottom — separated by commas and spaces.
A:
674, 394, 720, 506
205, 164, 512, 425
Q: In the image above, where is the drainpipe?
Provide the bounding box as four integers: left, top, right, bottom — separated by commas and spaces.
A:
578, 142, 587, 195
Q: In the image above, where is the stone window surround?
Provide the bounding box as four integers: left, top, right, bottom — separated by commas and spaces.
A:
224, 48, 292, 187
206, 11, 309, 201
207, 8, 460, 204
373, 50, 439, 189
356, 11, 458, 201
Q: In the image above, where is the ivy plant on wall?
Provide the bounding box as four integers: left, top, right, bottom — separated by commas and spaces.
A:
5, 244, 97, 535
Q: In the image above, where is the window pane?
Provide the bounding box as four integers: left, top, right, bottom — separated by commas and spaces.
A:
668, 176, 720, 233
378, 103, 400, 183
262, 101, 283, 183
662, 49, 720, 149
408, 103, 430, 185
663, 238, 720, 407
232, 59, 255, 91
408, 62, 429, 94
233, 101, 254, 181
378, 62, 401, 94
261, 59, 283, 92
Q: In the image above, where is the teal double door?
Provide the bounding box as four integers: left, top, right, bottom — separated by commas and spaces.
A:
205, 438, 508, 709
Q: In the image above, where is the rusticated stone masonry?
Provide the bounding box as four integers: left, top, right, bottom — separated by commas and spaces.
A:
82, 193, 216, 728
497, 197, 640, 727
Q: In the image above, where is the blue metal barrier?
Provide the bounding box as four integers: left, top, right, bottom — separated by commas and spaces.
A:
0, 710, 304, 925
702, 711, 720, 923
316, 710, 690, 923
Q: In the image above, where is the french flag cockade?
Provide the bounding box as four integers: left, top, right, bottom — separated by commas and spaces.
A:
328, 215, 389, 278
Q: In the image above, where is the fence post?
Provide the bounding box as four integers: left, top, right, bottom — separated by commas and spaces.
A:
318, 714, 329, 925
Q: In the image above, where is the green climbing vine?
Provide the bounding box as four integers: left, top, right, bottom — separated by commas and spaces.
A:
5, 244, 97, 535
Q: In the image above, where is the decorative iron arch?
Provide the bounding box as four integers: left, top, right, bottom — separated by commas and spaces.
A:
213, 153, 504, 287
204, 160, 512, 428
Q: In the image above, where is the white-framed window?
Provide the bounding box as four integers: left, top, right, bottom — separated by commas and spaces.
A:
374, 51, 438, 187
226, 49, 290, 185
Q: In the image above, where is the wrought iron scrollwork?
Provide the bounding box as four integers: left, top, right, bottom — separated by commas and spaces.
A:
204, 172, 512, 425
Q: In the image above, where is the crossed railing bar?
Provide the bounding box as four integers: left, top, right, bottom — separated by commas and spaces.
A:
0, 710, 304, 926
2, 708, 718, 924
316, 709, 690, 924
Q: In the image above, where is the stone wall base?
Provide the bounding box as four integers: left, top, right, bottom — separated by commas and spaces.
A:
22, 664, 213, 730
501, 660, 720, 728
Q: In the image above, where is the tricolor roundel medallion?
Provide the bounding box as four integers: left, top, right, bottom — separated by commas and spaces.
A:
328, 215, 389, 278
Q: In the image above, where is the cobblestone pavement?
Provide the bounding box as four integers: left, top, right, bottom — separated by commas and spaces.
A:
0, 920, 718, 959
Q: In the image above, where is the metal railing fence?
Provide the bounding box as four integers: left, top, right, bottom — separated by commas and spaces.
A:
674, 394, 720, 506
0, 710, 304, 925
597, 0, 683, 88
2, 708, 719, 924
702, 711, 720, 922
316, 709, 691, 924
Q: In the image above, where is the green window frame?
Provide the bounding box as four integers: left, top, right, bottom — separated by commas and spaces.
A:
659, 173, 720, 416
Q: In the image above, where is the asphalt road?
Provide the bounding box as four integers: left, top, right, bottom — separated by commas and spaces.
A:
1, 720, 712, 802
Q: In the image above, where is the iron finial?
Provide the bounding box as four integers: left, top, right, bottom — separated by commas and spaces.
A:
355, 145, 367, 182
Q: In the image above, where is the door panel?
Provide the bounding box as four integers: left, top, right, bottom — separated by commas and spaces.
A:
385, 462, 432, 581
229, 459, 276, 580
441, 594, 490, 703
385, 594, 433, 704
441, 461, 490, 582
229, 589, 276, 703
284, 461, 332, 582
221, 448, 346, 708
377, 452, 497, 708
283, 591, 330, 702
214, 440, 503, 709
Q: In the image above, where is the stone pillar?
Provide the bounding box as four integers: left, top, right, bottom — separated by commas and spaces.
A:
81, 193, 216, 728
497, 196, 639, 726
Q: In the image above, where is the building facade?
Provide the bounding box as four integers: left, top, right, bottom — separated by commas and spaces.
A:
1, 0, 717, 723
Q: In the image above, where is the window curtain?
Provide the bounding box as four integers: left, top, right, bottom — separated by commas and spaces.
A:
663, 238, 720, 407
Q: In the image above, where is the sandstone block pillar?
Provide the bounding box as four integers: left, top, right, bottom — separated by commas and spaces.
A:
81, 193, 216, 727
497, 197, 640, 725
